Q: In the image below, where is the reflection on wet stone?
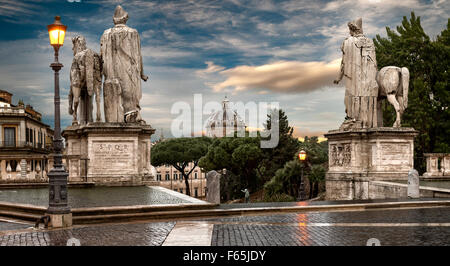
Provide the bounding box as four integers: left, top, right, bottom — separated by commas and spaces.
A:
0, 186, 190, 208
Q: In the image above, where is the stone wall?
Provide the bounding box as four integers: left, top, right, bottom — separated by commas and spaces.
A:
368, 181, 450, 199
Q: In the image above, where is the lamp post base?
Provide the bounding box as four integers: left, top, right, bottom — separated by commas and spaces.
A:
46, 213, 72, 228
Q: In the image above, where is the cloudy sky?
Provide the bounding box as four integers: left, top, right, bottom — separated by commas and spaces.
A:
0, 0, 448, 140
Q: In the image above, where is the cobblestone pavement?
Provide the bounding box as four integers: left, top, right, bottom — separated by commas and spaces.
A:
204, 206, 450, 224
210, 223, 450, 246
0, 207, 448, 246
218, 198, 450, 209
202, 207, 450, 246
0, 222, 175, 246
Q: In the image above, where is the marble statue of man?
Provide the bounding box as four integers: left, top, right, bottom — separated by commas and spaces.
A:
334, 18, 379, 129
100, 5, 148, 123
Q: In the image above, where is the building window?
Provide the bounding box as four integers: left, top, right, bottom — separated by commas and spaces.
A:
165, 172, 170, 180
194, 172, 198, 179
8, 160, 18, 172
38, 131, 42, 148
194, 188, 198, 198
156, 173, 161, 181
174, 173, 178, 180
3, 127, 16, 147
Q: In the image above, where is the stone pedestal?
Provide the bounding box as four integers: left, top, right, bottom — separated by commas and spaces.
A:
423, 153, 450, 178
63, 122, 155, 186
47, 213, 72, 228
206, 170, 221, 204
325, 127, 417, 200
407, 169, 420, 198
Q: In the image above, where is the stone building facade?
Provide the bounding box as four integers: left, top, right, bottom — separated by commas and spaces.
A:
0, 90, 54, 182
154, 162, 206, 199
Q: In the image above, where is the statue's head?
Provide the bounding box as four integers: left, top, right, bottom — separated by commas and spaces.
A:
347, 18, 363, 36
72, 35, 87, 55
113, 5, 128, 25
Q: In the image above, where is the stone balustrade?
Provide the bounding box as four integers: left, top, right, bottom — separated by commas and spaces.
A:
423, 153, 450, 177
0, 159, 49, 183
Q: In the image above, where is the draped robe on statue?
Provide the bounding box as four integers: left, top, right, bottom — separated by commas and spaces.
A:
341, 34, 379, 128
100, 24, 144, 123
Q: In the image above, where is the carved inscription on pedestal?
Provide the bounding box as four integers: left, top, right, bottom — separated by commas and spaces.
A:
90, 141, 135, 173
380, 143, 410, 166
330, 143, 352, 167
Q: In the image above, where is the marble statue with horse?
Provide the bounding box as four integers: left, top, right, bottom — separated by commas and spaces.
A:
68, 5, 148, 125
63, 5, 155, 186
326, 17, 417, 201
334, 18, 410, 129
69, 35, 102, 125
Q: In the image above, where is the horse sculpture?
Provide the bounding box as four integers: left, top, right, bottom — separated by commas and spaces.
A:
69, 35, 102, 125
376, 66, 410, 127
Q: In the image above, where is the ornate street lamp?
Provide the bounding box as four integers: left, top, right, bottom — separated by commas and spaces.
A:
46, 16, 71, 227
298, 150, 307, 201
298, 150, 307, 161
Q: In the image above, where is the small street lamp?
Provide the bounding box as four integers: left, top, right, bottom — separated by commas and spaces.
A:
298, 150, 307, 201
46, 16, 71, 227
298, 150, 307, 161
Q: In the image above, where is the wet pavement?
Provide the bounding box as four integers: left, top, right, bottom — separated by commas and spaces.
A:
210, 222, 449, 246
0, 186, 191, 207
0, 222, 175, 246
217, 198, 450, 209
0, 206, 448, 246
0, 221, 32, 232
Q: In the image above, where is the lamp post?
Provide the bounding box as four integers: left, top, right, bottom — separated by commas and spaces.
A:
46, 16, 71, 227
298, 150, 307, 201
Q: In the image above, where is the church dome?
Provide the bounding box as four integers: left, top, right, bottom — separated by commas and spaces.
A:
206, 97, 245, 137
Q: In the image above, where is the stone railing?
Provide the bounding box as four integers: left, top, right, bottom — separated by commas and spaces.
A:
0, 159, 48, 183
0, 106, 25, 114
423, 153, 450, 177
0, 141, 52, 151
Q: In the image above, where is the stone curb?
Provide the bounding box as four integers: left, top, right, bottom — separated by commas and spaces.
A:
72, 200, 450, 225
1, 199, 449, 225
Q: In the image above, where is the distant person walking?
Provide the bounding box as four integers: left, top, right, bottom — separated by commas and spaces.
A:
241, 189, 250, 203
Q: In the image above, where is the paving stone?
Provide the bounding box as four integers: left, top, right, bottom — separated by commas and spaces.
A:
0, 207, 449, 246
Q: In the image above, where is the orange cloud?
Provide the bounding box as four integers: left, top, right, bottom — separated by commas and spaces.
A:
212, 59, 340, 93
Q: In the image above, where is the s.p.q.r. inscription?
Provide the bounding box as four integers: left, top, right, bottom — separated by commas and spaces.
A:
96, 143, 130, 153
91, 141, 135, 172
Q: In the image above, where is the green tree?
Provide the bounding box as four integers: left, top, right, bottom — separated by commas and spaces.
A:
308, 164, 326, 199
374, 13, 450, 173
151, 137, 211, 196
264, 159, 303, 199
258, 109, 300, 183
199, 136, 263, 200
264, 136, 328, 200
